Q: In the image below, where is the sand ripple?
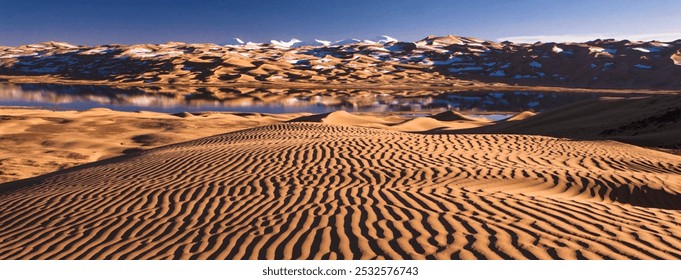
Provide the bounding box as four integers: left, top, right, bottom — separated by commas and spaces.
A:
1, 123, 680, 259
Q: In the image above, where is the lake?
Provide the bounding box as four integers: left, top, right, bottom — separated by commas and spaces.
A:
0, 83, 641, 118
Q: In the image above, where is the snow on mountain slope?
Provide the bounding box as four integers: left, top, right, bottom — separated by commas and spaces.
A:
331, 38, 365, 45
1, 35, 680, 88
270, 38, 303, 48
366, 35, 399, 44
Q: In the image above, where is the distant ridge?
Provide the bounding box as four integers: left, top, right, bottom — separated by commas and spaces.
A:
1, 34, 680, 89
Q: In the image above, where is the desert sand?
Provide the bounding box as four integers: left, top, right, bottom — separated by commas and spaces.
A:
0, 107, 300, 183
0, 94, 680, 259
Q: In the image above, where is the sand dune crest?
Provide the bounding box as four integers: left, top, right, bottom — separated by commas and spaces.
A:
504, 111, 536, 121
430, 110, 479, 121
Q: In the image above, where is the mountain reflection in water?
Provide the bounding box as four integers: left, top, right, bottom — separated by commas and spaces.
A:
0, 83, 638, 114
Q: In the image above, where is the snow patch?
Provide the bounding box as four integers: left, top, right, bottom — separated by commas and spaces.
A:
128, 47, 152, 53
331, 36, 396, 45
120, 47, 183, 58
287, 59, 310, 65
80, 47, 113, 55
332, 38, 363, 46
123, 47, 154, 58
0, 53, 38, 59
633, 47, 662, 53
313, 39, 331, 46
156, 51, 184, 57
53, 42, 78, 49
589, 47, 617, 54
633, 47, 651, 53
367, 35, 398, 44
242, 42, 262, 50
313, 65, 335, 70
270, 38, 303, 48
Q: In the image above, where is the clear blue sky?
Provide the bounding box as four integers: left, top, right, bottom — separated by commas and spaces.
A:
1, 0, 680, 45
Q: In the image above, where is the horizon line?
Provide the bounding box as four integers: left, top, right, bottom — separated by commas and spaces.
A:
4, 33, 681, 47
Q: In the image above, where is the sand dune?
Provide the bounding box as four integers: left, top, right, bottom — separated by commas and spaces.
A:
1, 95, 680, 259
504, 111, 536, 121
0, 107, 295, 183
290, 110, 396, 128
289, 110, 490, 132
390, 116, 488, 132
431, 110, 481, 121
457, 95, 681, 150
1, 121, 680, 259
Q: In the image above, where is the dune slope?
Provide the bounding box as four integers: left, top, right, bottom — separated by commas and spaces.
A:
1, 123, 680, 259
0, 108, 293, 183
456, 95, 681, 149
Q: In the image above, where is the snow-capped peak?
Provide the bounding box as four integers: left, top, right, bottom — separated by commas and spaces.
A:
219, 36, 397, 47
313, 39, 331, 46
369, 35, 398, 44
331, 38, 364, 46
221, 38, 248, 46
268, 38, 332, 48
552, 45, 564, 53
270, 38, 303, 48
331, 36, 398, 45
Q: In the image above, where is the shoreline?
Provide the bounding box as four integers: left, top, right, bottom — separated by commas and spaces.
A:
3, 75, 681, 95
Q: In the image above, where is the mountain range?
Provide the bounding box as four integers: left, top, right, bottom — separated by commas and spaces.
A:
1, 35, 680, 89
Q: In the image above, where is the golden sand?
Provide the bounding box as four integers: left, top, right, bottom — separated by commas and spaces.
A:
0, 95, 680, 259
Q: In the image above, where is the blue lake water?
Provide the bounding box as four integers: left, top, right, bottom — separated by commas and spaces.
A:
0, 83, 642, 115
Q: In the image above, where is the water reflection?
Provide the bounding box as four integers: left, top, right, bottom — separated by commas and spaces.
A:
0, 83, 639, 114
